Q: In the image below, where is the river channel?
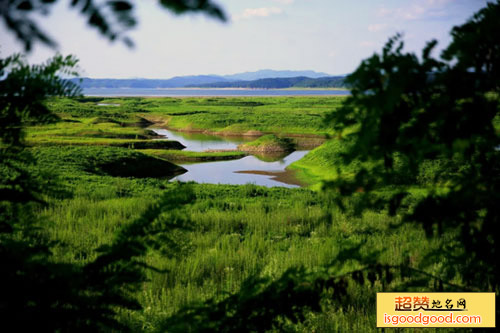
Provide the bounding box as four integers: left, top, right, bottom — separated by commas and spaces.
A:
152, 129, 311, 188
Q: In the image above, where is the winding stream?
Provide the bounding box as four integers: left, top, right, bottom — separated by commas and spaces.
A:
152, 129, 310, 188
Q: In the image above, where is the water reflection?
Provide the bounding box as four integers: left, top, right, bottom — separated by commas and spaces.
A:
252, 151, 290, 162
152, 128, 252, 152
173, 151, 309, 188
152, 128, 311, 187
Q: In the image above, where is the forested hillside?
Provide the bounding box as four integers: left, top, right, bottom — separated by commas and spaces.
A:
189, 76, 346, 89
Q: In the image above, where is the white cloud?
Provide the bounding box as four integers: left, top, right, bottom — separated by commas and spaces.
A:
368, 23, 388, 32
377, 0, 455, 20
328, 50, 337, 58
233, 7, 283, 21
271, 0, 294, 4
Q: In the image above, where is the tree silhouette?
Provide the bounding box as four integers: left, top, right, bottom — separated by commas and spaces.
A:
2, 0, 499, 331
1, 0, 226, 51
326, 1, 500, 293
0, 0, 335, 331
0, 52, 196, 330
0, 0, 226, 331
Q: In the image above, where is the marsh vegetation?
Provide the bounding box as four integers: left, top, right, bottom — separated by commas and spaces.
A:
11, 93, 491, 331
2, 1, 500, 331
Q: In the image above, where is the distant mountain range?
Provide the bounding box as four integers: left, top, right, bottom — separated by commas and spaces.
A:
223, 69, 330, 81
75, 69, 346, 89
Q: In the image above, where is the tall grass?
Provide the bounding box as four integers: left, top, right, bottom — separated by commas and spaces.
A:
37, 173, 450, 331
27, 97, 464, 331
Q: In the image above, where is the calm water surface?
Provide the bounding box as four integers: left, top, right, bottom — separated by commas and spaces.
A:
152, 129, 310, 188
84, 88, 349, 97
153, 128, 251, 151
173, 151, 309, 188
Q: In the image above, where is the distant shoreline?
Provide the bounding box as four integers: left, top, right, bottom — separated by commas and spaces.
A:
278, 87, 348, 91
82, 87, 350, 97
82, 87, 348, 91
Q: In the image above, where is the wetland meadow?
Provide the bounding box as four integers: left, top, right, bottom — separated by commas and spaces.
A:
2, 0, 499, 331
16, 95, 467, 331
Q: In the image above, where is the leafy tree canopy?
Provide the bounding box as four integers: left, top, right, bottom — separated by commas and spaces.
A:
326, 1, 500, 291
1, 0, 499, 331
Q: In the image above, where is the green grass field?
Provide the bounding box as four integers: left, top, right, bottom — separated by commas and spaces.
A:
28, 96, 344, 167
34, 146, 451, 332
140, 149, 247, 162
20, 96, 464, 331
238, 134, 295, 152
46, 96, 345, 136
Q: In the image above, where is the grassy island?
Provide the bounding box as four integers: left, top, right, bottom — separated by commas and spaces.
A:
237, 134, 295, 153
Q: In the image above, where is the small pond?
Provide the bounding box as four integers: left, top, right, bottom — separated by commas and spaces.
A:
152, 129, 311, 188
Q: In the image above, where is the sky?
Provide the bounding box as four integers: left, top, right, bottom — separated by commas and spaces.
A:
0, 0, 491, 78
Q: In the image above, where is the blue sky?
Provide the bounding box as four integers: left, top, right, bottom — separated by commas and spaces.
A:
0, 0, 491, 78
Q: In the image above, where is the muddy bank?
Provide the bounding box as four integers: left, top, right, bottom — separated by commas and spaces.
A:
234, 169, 306, 187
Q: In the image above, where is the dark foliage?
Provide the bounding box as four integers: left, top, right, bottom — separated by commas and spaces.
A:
325, 2, 500, 293
2, 1, 500, 331
0, 49, 327, 333
162, 267, 328, 333
163, 246, 464, 333
1, 183, 195, 331
1, 2, 334, 331
0, 0, 226, 51
0, 54, 193, 331
0, 54, 81, 230
294, 76, 346, 89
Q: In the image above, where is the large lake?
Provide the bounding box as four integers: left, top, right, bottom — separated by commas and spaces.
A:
84, 88, 350, 97
153, 129, 311, 188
